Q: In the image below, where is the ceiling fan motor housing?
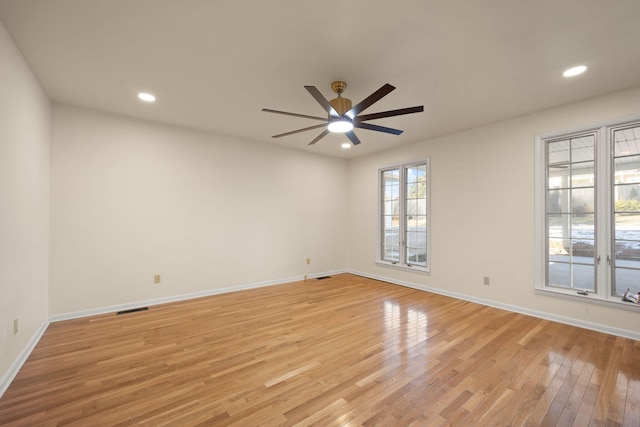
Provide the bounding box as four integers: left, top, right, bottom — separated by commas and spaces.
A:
329, 96, 352, 116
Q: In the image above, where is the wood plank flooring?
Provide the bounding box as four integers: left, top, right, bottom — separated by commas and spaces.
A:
1, 273, 639, 426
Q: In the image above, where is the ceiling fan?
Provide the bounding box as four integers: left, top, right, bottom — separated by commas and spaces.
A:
262, 81, 424, 146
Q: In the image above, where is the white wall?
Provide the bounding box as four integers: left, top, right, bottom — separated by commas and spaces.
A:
348, 86, 640, 335
50, 105, 349, 315
0, 23, 50, 386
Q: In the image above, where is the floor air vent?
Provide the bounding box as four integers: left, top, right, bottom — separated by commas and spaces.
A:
116, 307, 149, 315
316, 276, 332, 280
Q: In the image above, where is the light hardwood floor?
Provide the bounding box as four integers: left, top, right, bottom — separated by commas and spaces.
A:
1, 274, 639, 426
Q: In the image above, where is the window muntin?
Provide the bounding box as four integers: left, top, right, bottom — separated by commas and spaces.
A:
379, 160, 429, 271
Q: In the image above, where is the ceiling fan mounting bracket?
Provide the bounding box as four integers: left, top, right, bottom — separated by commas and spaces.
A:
331, 81, 347, 94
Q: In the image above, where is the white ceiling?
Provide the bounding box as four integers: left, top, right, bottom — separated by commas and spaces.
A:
1, 0, 640, 159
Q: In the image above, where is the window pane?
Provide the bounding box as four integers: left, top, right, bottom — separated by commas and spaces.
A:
549, 238, 570, 263
548, 190, 569, 213
406, 199, 416, 216
548, 262, 570, 287
614, 155, 640, 184
384, 183, 399, 201
572, 264, 595, 291
571, 188, 594, 213
614, 184, 640, 211
572, 240, 595, 263
384, 201, 399, 216
407, 231, 426, 249
384, 230, 399, 246
407, 247, 426, 266
614, 213, 640, 271
571, 135, 595, 162
384, 246, 399, 262
549, 165, 570, 189
571, 161, 594, 188
572, 214, 594, 239
383, 169, 399, 184
417, 199, 426, 215
614, 125, 640, 157
548, 140, 570, 165
614, 213, 640, 243
615, 268, 640, 296
548, 214, 570, 238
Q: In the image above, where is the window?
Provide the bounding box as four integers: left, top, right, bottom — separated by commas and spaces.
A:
378, 160, 430, 272
535, 114, 640, 307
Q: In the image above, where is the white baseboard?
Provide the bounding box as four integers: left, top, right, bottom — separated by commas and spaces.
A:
49, 270, 347, 323
347, 269, 640, 342
0, 319, 49, 398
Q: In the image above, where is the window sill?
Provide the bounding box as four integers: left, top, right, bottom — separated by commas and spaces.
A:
375, 260, 430, 274
535, 286, 640, 312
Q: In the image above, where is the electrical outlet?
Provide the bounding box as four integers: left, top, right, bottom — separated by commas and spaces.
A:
304, 275, 308, 281
14, 318, 18, 335
154, 274, 161, 284
483, 276, 491, 286
306, 258, 310, 265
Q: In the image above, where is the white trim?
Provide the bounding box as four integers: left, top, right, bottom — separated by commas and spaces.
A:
0, 319, 49, 398
349, 269, 640, 341
49, 270, 347, 323
534, 133, 546, 290
374, 260, 430, 274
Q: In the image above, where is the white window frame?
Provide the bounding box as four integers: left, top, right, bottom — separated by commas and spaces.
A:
376, 159, 431, 273
535, 113, 640, 311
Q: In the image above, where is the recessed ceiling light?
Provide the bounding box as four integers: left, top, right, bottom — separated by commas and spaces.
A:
341, 142, 351, 149
563, 65, 587, 78
138, 92, 156, 102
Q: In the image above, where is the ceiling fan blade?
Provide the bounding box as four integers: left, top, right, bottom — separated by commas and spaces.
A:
345, 131, 362, 145
346, 83, 395, 118
262, 108, 328, 122
304, 86, 339, 117
273, 123, 327, 138
308, 129, 330, 145
356, 106, 424, 122
354, 122, 403, 135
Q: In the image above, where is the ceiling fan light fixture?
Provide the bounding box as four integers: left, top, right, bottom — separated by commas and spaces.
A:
328, 118, 353, 133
